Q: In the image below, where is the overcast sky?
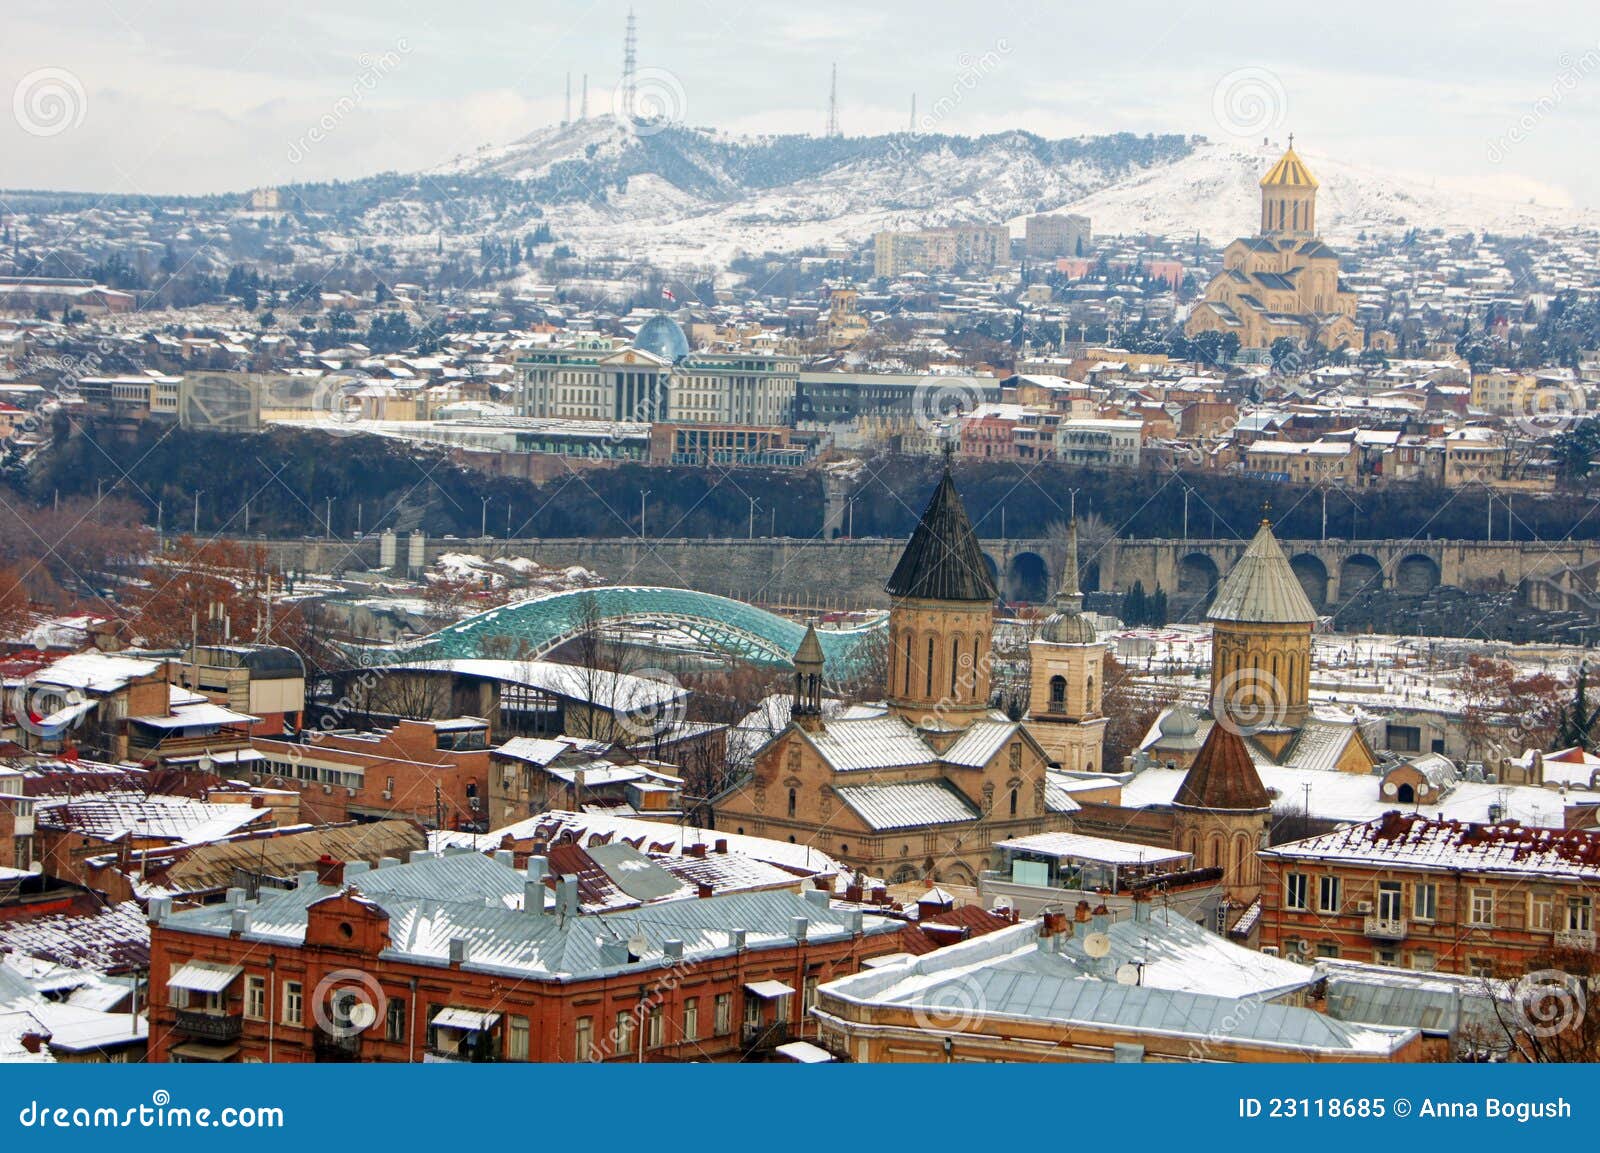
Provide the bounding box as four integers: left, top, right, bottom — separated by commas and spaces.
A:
5, 0, 1600, 209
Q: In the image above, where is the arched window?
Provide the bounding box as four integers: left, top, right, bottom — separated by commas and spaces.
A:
925, 635, 935, 697
1086, 673, 1095, 707
787, 788, 796, 818
1009, 788, 1019, 817
901, 632, 912, 695
1048, 675, 1066, 711
950, 636, 961, 696
1397, 783, 1415, 804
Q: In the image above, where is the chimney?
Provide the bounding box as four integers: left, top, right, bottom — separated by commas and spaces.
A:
1091, 902, 1110, 936
377, 856, 400, 870
345, 861, 370, 879
804, 887, 831, 908
493, 849, 515, 868
870, 886, 887, 903
315, 855, 344, 886
792, 915, 809, 941
731, 928, 747, 951
663, 939, 684, 961
296, 869, 318, 890
147, 897, 171, 924
697, 883, 714, 899
845, 883, 863, 903
19, 1032, 44, 1055
525, 857, 549, 915
845, 909, 863, 935
714, 839, 728, 854
1074, 899, 1092, 925
230, 909, 251, 935
686, 842, 706, 858
408, 849, 432, 864
1131, 889, 1153, 923
448, 937, 469, 965
226, 886, 246, 908
557, 874, 579, 920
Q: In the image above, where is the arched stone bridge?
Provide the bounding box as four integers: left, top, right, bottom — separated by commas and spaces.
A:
247, 534, 1600, 612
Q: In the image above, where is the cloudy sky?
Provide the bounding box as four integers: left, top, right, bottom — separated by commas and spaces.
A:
4, 0, 1600, 208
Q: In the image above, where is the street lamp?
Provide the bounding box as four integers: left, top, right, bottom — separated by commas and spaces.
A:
480, 496, 490, 540
1182, 486, 1192, 542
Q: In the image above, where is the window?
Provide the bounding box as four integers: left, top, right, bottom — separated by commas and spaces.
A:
1375, 947, 1399, 967
1008, 787, 1018, 817
282, 981, 303, 1027
714, 993, 732, 1036
1413, 882, 1437, 922
613, 1012, 634, 1055
575, 1016, 594, 1062
1376, 880, 1403, 923
1315, 942, 1340, 959
803, 975, 819, 1015
385, 997, 406, 1043
1284, 873, 1308, 911
507, 1015, 530, 1061
1410, 949, 1436, 972
1318, 875, 1342, 914
244, 975, 265, 1020
787, 788, 796, 818
1048, 676, 1066, 711
646, 1005, 664, 1049
168, 963, 190, 1009
1468, 958, 1494, 979
683, 998, 699, 1043
1529, 893, 1555, 931
1567, 896, 1593, 933
1469, 888, 1495, 927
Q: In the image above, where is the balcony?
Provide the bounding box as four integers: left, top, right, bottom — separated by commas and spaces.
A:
173, 1009, 243, 1041
1362, 916, 1408, 941
313, 1028, 362, 1062
742, 1021, 790, 1051
1554, 929, 1596, 951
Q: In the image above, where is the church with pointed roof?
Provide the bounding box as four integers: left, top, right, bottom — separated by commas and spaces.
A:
1185, 140, 1363, 352
712, 461, 1081, 888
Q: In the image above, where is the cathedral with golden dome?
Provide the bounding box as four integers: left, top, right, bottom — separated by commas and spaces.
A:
1185, 139, 1363, 352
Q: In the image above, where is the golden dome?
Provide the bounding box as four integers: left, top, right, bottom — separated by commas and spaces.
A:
1260, 144, 1319, 189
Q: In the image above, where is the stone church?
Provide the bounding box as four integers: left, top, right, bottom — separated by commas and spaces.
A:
713, 463, 1083, 888
1185, 140, 1363, 352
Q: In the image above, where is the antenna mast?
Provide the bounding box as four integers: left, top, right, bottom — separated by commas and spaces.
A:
622, 8, 638, 117
563, 72, 571, 127
825, 63, 840, 137
581, 74, 588, 120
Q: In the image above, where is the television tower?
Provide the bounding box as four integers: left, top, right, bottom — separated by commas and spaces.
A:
622, 8, 638, 116
563, 72, 571, 127
825, 63, 840, 137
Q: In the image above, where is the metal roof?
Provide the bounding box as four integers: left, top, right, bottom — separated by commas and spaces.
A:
1206, 521, 1318, 625
883, 465, 997, 602
833, 780, 980, 831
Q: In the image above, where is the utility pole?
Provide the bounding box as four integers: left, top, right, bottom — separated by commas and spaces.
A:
480, 496, 490, 539
640, 489, 650, 540
325, 496, 334, 540
193, 490, 202, 534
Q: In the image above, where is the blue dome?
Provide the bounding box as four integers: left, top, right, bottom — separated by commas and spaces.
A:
633, 313, 690, 362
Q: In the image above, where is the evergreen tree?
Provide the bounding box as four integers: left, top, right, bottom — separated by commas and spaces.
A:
1149, 585, 1168, 627
1558, 662, 1596, 751
1122, 579, 1148, 627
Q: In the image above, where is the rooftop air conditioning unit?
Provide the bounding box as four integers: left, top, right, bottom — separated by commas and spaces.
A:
382, 790, 393, 801
322, 784, 332, 794
1261, 946, 1279, 957
1356, 900, 1373, 914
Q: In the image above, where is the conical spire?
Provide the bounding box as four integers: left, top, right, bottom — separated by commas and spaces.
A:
1039, 518, 1095, 644
884, 459, 997, 602
1174, 722, 1271, 812
1207, 519, 1317, 625
793, 620, 824, 671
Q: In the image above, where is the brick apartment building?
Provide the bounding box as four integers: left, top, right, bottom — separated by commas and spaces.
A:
250, 717, 493, 830
1259, 812, 1600, 976
146, 849, 902, 1063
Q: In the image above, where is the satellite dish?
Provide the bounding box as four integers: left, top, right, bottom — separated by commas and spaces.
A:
348, 1001, 378, 1030
1115, 963, 1142, 986
26, 861, 44, 875
1084, 932, 1112, 958
627, 931, 648, 958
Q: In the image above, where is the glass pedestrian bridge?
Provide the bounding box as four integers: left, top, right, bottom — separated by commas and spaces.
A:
385, 586, 886, 678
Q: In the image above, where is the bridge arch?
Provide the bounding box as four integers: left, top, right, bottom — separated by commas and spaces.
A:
1289, 553, 1330, 612
1006, 551, 1050, 604
1081, 560, 1100, 593
383, 586, 887, 679
1177, 552, 1221, 604
1339, 554, 1384, 600
1394, 553, 1442, 596
980, 552, 1001, 589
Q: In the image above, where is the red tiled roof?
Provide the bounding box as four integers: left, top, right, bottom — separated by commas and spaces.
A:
1174, 723, 1271, 812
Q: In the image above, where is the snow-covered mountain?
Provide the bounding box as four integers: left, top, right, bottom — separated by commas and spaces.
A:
323, 121, 1600, 271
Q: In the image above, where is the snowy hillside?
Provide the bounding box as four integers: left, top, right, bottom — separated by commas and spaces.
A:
1058, 140, 1600, 243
